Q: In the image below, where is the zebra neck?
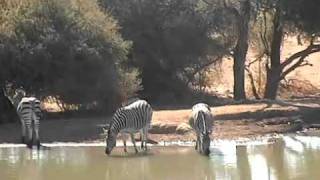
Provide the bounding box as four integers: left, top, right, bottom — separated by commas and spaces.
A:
12, 96, 23, 108
110, 109, 128, 134
198, 111, 207, 134
109, 125, 121, 135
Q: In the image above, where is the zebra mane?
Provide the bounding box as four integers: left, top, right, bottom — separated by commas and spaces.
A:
12, 89, 26, 107
107, 107, 126, 133
105, 102, 130, 134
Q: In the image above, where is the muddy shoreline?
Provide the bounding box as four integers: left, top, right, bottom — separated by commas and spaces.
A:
0, 98, 319, 144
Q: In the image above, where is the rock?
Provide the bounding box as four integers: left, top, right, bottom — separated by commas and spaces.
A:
176, 123, 192, 134
150, 122, 177, 134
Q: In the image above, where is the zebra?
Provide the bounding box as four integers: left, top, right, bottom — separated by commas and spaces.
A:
4, 87, 42, 149
104, 99, 153, 155
189, 103, 213, 155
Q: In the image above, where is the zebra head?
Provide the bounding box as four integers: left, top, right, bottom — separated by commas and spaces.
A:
197, 110, 211, 155
9, 88, 26, 108
200, 133, 211, 156
105, 129, 116, 155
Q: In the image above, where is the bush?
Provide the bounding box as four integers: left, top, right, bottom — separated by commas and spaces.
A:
0, 0, 140, 111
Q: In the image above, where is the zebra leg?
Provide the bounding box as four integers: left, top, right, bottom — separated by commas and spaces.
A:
34, 126, 40, 150
195, 134, 199, 150
34, 113, 41, 149
130, 133, 138, 154
142, 128, 148, 151
199, 138, 204, 153
120, 133, 127, 153
26, 123, 33, 149
21, 121, 26, 144
140, 130, 144, 149
123, 139, 127, 153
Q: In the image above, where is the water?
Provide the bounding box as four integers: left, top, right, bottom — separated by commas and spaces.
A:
0, 136, 320, 180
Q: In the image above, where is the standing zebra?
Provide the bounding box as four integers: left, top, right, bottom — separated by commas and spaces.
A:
4, 87, 42, 149
104, 99, 153, 155
189, 103, 213, 155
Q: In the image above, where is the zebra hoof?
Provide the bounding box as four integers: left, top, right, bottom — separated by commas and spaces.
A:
37, 141, 41, 150
204, 149, 210, 156
27, 142, 33, 149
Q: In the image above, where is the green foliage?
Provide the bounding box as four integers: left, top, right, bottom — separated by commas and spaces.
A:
117, 67, 143, 101
0, 0, 140, 110
100, 0, 229, 102
281, 0, 320, 35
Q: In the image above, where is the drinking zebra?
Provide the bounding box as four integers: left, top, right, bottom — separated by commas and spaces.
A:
189, 103, 213, 155
4, 87, 42, 149
104, 99, 153, 155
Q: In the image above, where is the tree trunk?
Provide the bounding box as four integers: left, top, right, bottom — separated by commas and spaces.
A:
264, 67, 281, 99
264, 6, 283, 100
233, 0, 250, 100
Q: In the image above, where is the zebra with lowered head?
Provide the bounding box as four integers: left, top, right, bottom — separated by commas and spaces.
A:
4, 87, 42, 149
104, 99, 153, 155
189, 103, 213, 155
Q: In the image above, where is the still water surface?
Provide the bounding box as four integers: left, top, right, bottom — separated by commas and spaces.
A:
0, 136, 320, 180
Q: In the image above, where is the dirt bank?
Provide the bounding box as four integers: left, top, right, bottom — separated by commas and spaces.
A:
0, 97, 319, 144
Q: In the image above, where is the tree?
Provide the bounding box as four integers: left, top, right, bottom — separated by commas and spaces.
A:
201, 0, 251, 100
0, 0, 139, 113
262, 0, 320, 99
232, 0, 251, 100
101, 0, 228, 103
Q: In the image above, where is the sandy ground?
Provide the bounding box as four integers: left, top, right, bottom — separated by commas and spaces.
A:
0, 97, 319, 144
207, 36, 320, 97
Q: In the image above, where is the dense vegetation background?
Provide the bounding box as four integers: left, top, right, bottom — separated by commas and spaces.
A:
1, 0, 320, 122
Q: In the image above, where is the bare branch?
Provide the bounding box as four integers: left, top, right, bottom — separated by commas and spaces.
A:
265, 60, 270, 71
300, 61, 313, 67
280, 44, 320, 69
280, 48, 319, 80
195, 56, 222, 75
186, 56, 223, 84
245, 67, 261, 99
202, 0, 213, 6
246, 53, 265, 67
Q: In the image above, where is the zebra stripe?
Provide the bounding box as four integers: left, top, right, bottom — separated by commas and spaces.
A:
189, 103, 213, 155
105, 100, 153, 155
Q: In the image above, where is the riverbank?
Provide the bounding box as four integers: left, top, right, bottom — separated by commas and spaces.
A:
0, 97, 319, 144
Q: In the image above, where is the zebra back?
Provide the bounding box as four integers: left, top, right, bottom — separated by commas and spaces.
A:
190, 103, 213, 134
17, 97, 42, 119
